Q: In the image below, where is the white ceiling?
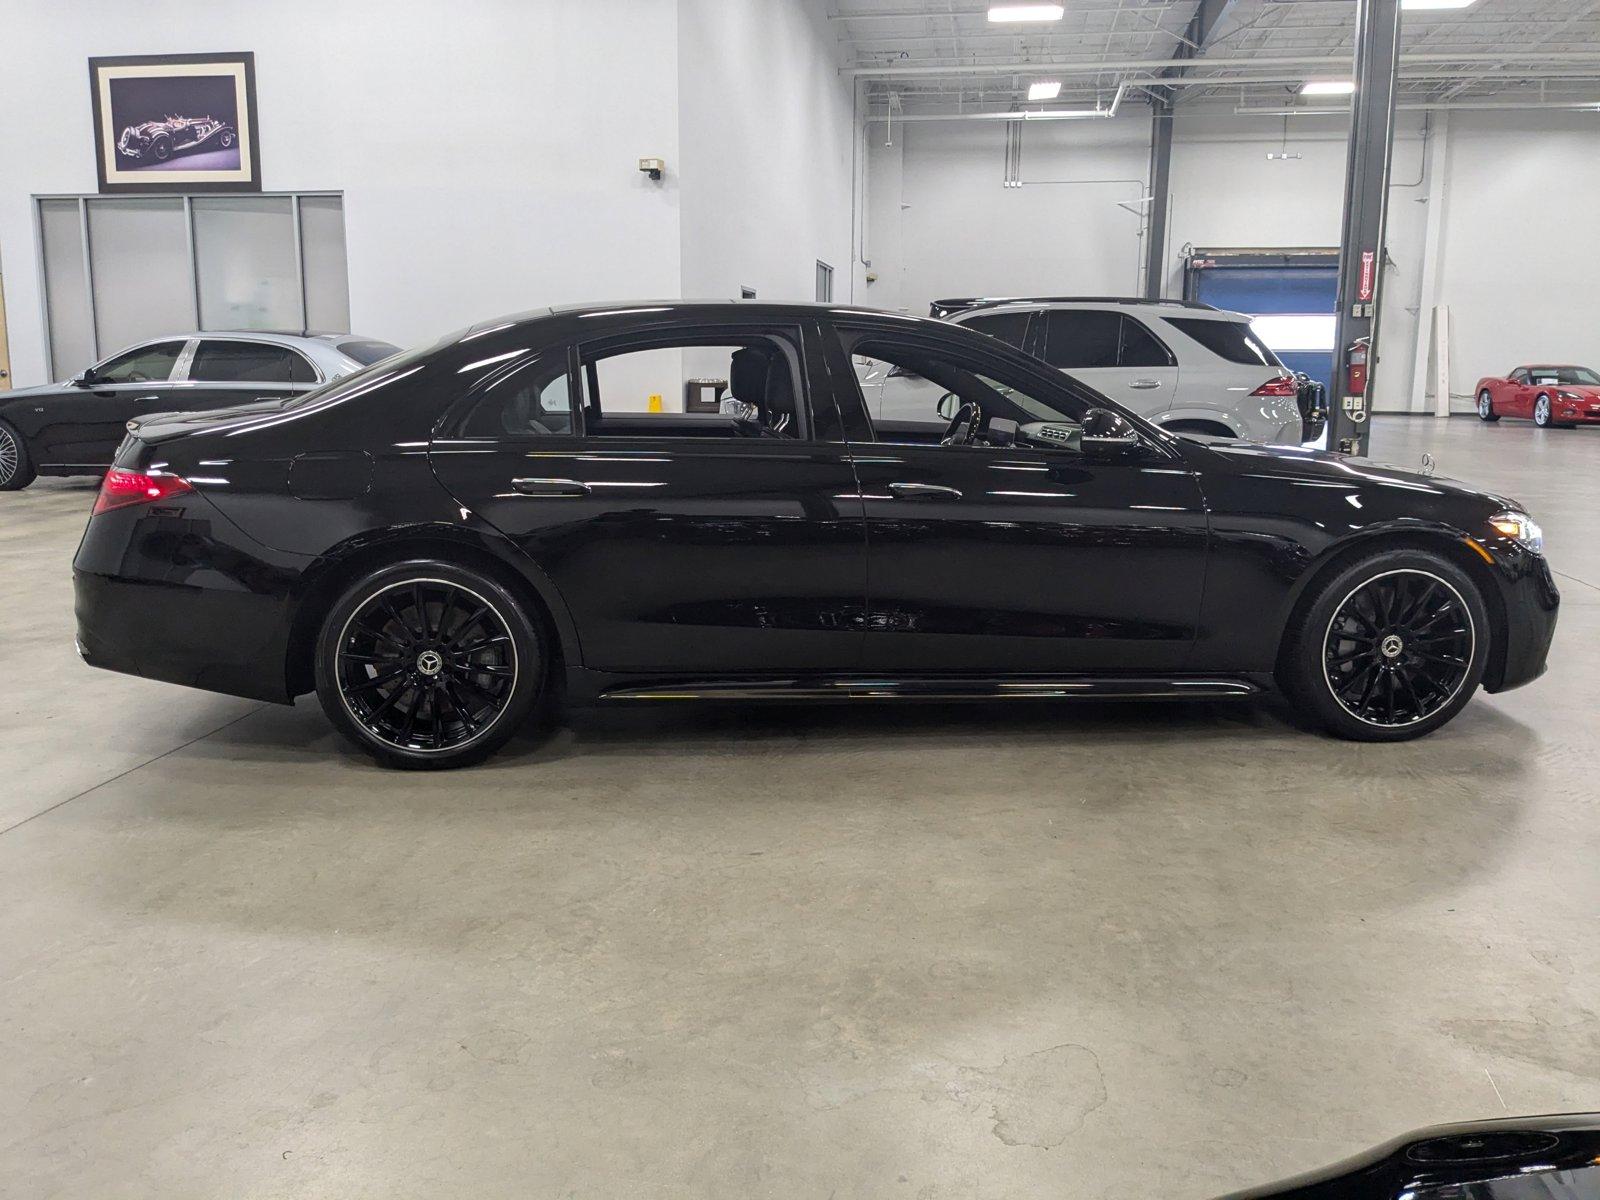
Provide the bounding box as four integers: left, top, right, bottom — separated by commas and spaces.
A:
831, 0, 1600, 113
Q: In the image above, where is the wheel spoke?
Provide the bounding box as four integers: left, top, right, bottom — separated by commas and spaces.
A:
345, 666, 408, 695
445, 605, 492, 648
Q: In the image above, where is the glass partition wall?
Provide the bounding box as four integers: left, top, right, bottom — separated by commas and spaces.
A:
33, 193, 348, 379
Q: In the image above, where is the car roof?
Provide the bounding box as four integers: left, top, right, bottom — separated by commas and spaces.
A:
459, 300, 936, 339
93, 330, 396, 376
946, 298, 1253, 323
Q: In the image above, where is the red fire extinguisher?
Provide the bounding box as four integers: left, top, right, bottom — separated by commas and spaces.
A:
1347, 336, 1371, 397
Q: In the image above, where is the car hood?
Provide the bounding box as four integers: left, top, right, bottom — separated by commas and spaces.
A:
1, 381, 73, 402
1184, 437, 1521, 510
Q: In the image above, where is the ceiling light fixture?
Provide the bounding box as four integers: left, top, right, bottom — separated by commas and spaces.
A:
1400, 0, 1478, 10
1301, 80, 1356, 96
988, 4, 1066, 23
1028, 80, 1063, 101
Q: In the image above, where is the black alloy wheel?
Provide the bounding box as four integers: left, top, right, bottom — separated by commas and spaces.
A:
1279, 549, 1489, 742
315, 562, 546, 768
1322, 569, 1474, 728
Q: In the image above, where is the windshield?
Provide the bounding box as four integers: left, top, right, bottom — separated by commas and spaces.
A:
1528, 366, 1600, 385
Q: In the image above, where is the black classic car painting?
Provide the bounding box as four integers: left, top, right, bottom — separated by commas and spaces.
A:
89, 52, 260, 193
116, 113, 237, 164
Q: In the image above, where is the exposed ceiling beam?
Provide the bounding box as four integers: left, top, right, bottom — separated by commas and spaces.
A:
845, 50, 1600, 78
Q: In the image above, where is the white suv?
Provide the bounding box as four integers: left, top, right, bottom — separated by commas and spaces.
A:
863, 297, 1315, 444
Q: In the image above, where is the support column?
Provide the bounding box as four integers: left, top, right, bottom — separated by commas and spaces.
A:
1143, 99, 1174, 299
1329, 0, 1403, 456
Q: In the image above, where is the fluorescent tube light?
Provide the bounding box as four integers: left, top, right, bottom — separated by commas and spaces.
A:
1401, 0, 1477, 9
1028, 80, 1063, 101
1301, 80, 1356, 96
988, 4, 1065, 22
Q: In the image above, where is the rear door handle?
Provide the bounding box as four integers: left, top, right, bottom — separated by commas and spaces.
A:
510, 477, 591, 497
1128, 379, 1163, 390
888, 481, 962, 501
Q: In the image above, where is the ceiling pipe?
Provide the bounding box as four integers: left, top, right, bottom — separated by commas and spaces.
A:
1235, 99, 1600, 115
866, 82, 1130, 122
845, 50, 1600, 78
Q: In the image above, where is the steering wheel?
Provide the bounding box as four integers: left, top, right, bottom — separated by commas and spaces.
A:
941, 400, 981, 447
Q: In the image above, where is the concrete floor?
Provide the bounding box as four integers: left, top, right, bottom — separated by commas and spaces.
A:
3, 415, 1597, 1198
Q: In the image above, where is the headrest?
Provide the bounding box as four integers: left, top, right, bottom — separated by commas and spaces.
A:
728, 346, 772, 402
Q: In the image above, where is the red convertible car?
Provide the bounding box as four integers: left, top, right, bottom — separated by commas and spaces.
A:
1476, 364, 1600, 428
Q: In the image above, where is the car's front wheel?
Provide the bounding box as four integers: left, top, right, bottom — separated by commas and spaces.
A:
314, 560, 547, 769
1278, 549, 1489, 741
1477, 390, 1499, 421
0, 420, 36, 490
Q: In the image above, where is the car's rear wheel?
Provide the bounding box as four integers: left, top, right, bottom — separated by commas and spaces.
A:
219, 129, 235, 149
0, 421, 36, 490
150, 136, 172, 162
314, 560, 547, 769
1477, 390, 1499, 422
1278, 549, 1489, 742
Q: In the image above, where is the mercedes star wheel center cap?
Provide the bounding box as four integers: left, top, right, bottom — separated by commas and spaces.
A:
1380, 634, 1404, 660
416, 649, 444, 677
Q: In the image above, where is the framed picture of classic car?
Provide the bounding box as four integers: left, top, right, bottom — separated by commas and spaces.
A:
89, 52, 261, 194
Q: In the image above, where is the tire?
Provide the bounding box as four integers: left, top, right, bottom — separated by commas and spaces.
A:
0, 420, 36, 490
151, 136, 172, 163
219, 129, 235, 149
1277, 548, 1490, 742
313, 559, 548, 769
1532, 393, 1565, 428
1477, 390, 1500, 422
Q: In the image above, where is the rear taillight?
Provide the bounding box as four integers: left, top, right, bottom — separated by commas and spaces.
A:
1252, 375, 1298, 398
92, 468, 194, 516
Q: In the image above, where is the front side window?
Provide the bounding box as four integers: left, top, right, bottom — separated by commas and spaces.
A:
1039, 310, 1121, 369
1509, 369, 1529, 383
92, 341, 185, 384
959, 311, 1031, 349
845, 334, 1085, 440
190, 341, 316, 384
581, 333, 809, 440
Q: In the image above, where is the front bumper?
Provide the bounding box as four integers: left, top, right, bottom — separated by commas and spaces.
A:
1483, 548, 1559, 693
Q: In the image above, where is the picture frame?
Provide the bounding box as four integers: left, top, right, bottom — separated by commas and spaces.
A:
89, 52, 261, 194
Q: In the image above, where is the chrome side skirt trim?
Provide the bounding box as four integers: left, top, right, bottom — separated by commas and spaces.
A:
599, 676, 1260, 703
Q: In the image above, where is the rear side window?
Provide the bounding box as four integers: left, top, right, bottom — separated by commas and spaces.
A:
959, 311, 1031, 349
461, 354, 575, 437
1039, 310, 1121, 369
336, 337, 402, 366
1118, 318, 1173, 368
191, 341, 316, 384
1165, 318, 1282, 368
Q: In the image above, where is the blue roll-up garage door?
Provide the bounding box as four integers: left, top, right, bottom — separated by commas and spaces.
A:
1186, 251, 1339, 403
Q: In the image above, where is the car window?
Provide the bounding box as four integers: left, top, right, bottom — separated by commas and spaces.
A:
958, 311, 1031, 349
460, 353, 574, 437
844, 334, 1087, 439
1039, 310, 1121, 370
1528, 366, 1599, 386
1509, 369, 1529, 383
1164, 317, 1282, 368
92, 341, 186, 384
1118, 317, 1173, 368
335, 337, 402, 366
190, 340, 315, 384
579, 333, 808, 440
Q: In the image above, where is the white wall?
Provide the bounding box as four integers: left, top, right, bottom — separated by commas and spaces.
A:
862, 107, 1600, 414
1431, 111, 1600, 406
0, 0, 770, 389
676, 0, 855, 304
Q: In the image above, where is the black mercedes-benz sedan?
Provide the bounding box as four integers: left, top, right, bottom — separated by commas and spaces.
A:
72, 301, 1558, 768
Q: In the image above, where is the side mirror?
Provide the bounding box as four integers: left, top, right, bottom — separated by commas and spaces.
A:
72, 372, 97, 388
936, 393, 961, 421
1079, 406, 1149, 460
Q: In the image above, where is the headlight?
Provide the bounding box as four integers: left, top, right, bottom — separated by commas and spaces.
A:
1489, 510, 1543, 553
1557, 390, 1581, 402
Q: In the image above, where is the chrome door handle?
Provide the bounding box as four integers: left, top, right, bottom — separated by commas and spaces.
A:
133, 394, 162, 402
510, 477, 591, 497
1128, 379, 1162, 390
888, 481, 962, 501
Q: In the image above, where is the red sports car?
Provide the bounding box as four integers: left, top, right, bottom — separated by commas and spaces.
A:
1476, 364, 1600, 428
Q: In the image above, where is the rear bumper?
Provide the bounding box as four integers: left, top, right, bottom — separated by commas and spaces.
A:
72, 497, 304, 704
1484, 550, 1560, 693
75, 570, 294, 703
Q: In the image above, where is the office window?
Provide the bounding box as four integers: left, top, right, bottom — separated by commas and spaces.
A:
34, 193, 350, 376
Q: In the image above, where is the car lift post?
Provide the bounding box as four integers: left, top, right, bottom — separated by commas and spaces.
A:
1329, 0, 1403, 456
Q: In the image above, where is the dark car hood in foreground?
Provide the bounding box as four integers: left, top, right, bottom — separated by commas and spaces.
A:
1183, 436, 1521, 511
